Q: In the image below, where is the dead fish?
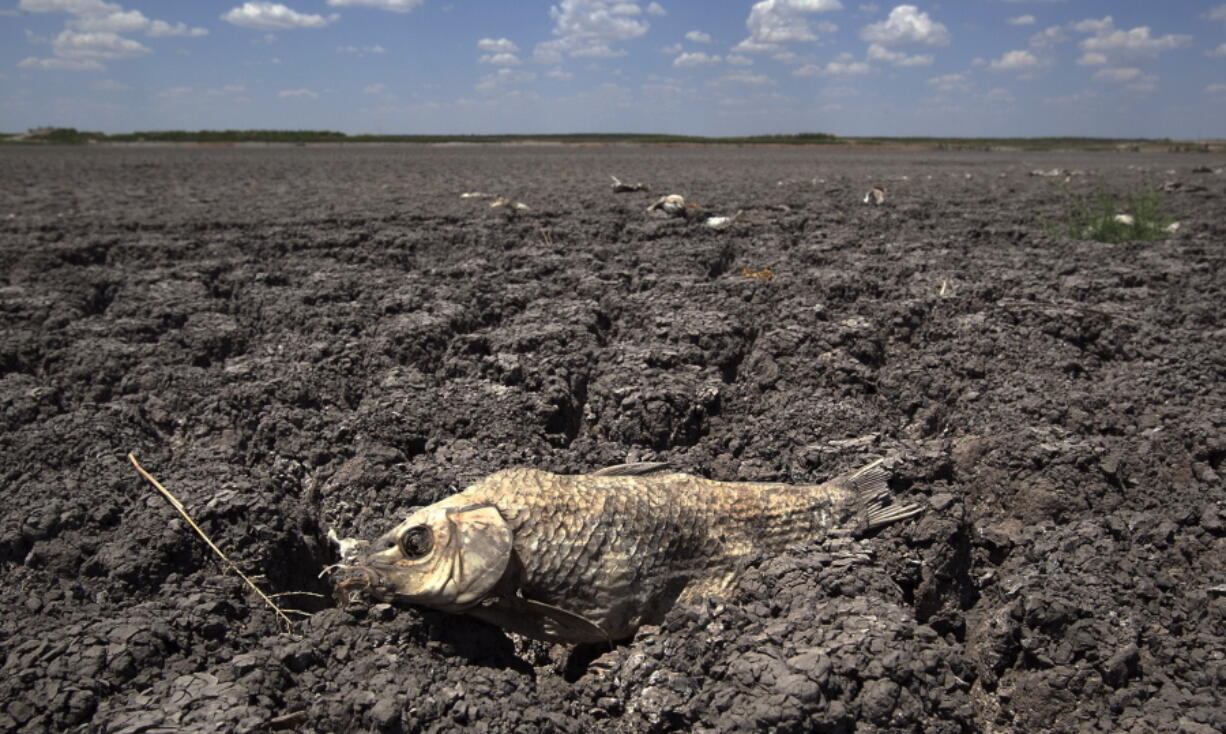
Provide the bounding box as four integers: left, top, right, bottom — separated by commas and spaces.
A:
329, 460, 922, 644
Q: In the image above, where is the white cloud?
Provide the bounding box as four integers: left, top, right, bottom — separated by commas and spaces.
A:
985, 87, 1014, 104
795, 53, 869, 76
546, 67, 574, 79
1208, 44, 1226, 58
1029, 25, 1065, 49
480, 53, 522, 65
927, 72, 970, 93
1077, 24, 1191, 66
989, 49, 1043, 73
337, 44, 387, 54
19, 0, 107, 11
1007, 15, 1034, 26
1210, 5, 1226, 21
861, 4, 949, 47
18, 0, 208, 53
734, 0, 842, 53
823, 59, 871, 76
646, 1, 665, 15
475, 67, 537, 93
222, 2, 337, 30
866, 42, 931, 66
660, 42, 682, 54
1127, 74, 1158, 93
90, 77, 128, 91
18, 55, 103, 70
715, 71, 775, 85
1092, 67, 1140, 83
1205, 83, 1226, 94
70, 8, 147, 33
53, 29, 148, 58
207, 84, 246, 95
685, 30, 712, 43
533, 0, 654, 62
673, 51, 720, 67
148, 20, 208, 37
156, 85, 193, 98
278, 88, 319, 99
1071, 16, 1113, 35
478, 38, 519, 53
326, 0, 422, 11
726, 54, 753, 66
363, 83, 385, 94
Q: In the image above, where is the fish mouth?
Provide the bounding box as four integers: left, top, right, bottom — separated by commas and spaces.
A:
321, 563, 395, 606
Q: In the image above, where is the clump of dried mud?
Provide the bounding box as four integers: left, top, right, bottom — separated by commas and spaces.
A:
0, 145, 1223, 733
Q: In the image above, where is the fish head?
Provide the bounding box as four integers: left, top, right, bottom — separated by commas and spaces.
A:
349, 501, 513, 612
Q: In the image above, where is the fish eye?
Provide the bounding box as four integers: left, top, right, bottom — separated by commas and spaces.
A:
398, 526, 433, 559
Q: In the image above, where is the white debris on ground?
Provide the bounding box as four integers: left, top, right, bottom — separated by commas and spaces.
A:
460, 192, 493, 199
610, 175, 649, 193
1111, 214, 1181, 235
863, 186, 886, 205
490, 196, 529, 210
647, 194, 695, 218
705, 210, 743, 230
1029, 168, 1087, 178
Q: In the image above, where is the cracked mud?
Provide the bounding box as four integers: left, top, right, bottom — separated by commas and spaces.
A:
1, 145, 1223, 733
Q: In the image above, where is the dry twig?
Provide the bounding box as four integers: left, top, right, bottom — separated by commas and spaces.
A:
128, 453, 297, 632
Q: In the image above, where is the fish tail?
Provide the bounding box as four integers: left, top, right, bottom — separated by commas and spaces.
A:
829, 459, 924, 533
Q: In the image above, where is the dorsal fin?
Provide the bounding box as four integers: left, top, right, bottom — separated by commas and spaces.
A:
590, 461, 672, 477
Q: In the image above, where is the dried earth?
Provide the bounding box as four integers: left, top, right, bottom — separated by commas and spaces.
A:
0, 144, 1223, 733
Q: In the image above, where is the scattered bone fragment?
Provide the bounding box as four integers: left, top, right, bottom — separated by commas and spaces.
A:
863, 186, 885, 205
1165, 222, 1181, 234
1113, 214, 1135, 226
647, 194, 700, 218
610, 175, 649, 193
705, 211, 743, 230
490, 196, 530, 211
460, 191, 494, 199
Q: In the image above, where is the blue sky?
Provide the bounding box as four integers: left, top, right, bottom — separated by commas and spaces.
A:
3, 1, 1225, 137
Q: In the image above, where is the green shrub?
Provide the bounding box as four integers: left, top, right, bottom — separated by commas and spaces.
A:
1060, 188, 1174, 243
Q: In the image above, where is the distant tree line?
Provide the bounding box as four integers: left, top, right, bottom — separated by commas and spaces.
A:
0, 128, 843, 146
0, 127, 1197, 151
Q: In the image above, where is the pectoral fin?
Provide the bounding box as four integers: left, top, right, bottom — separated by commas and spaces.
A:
468, 595, 610, 644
